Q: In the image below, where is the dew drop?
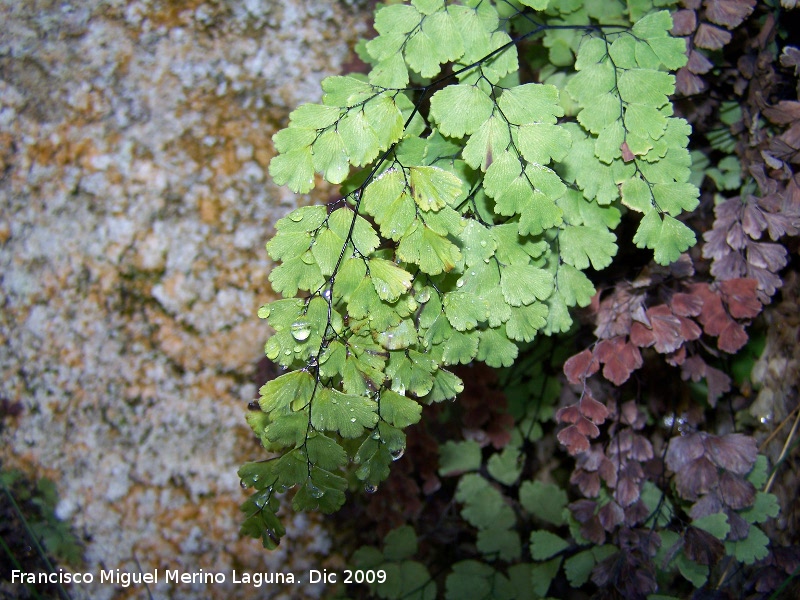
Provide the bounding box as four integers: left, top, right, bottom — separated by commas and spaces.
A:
390, 447, 405, 461
484, 258, 490, 263
456, 279, 464, 288
283, 349, 292, 355
479, 240, 487, 247
364, 483, 378, 494
416, 288, 431, 303
350, 417, 357, 423
240, 479, 249, 489
371, 431, 381, 440
291, 321, 312, 341
307, 484, 324, 499
247, 401, 260, 411
322, 288, 332, 301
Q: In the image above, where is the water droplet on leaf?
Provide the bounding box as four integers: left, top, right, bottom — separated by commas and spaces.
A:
350, 417, 357, 423
364, 483, 378, 494
390, 447, 405, 461
291, 321, 312, 341
240, 479, 249, 489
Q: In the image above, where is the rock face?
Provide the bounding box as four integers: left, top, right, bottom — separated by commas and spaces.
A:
0, 1, 366, 598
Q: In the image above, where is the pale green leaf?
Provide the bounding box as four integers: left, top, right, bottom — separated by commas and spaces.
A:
269, 147, 315, 193
397, 223, 462, 275
441, 329, 480, 364
559, 224, 618, 270
633, 211, 696, 265
338, 110, 381, 167
409, 166, 464, 211
501, 264, 554, 306
311, 388, 379, 438
429, 84, 494, 138
259, 370, 315, 414
370, 258, 413, 302
444, 291, 488, 331
384, 525, 419, 561
652, 182, 700, 216
506, 303, 549, 341
741, 492, 780, 524
379, 389, 423, 428
517, 123, 572, 164
477, 528, 522, 562
487, 446, 522, 485
477, 326, 519, 368
692, 512, 730, 540
725, 525, 770, 564
462, 114, 511, 171
576, 92, 621, 134
519, 480, 568, 525
312, 129, 350, 184
617, 69, 675, 106
530, 530, 569, 560
497, 83, 563, 125
321, 75, 375, 107
530, 557, 562, 598
440, 441, 482, 476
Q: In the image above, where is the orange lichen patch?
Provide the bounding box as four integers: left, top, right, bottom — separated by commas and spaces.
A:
24, 126, 99, 170
146, 0, 210, 29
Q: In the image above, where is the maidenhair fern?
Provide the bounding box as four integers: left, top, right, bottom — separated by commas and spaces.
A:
241, 0, 700, 549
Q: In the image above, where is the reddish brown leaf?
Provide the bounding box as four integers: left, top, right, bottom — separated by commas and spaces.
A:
598, 500, 625, 531
718, 471, 756, 509
684, 527, 725, 565
695, 22, 733, 50
717, 319, 748, 353
630, 434, 654, 461
747, 241, 788, 271
676, 67, 707, 96
615, 477, 641, 507
705, 0, 756, 29
675, 456, 719, 500
595, 336, 643, 385
624, 499, 651, 526
558, 424, 590, 455
671, 292, 704, 317
564, 349, 599, 384
575, 416, 600, 438
727, 510, 751, 541
594, 286, 646, 338
719, 278, 761, 318
580, 392, 609, 425
704, 363, 732, 405
570, 499, 598, 523
621, 140, 635, 162
687, 49, 714, 74
666, 432, 706, 472
726, 222, 748, 250
571, 469, 601, 497
692, 283, 731, 336
763, 100, 800, 125
556, 404, 582, 425
671, 9, 697, 35
705, 433, 758, 475
690, 492, 723, 520
742, 201, 769, 238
